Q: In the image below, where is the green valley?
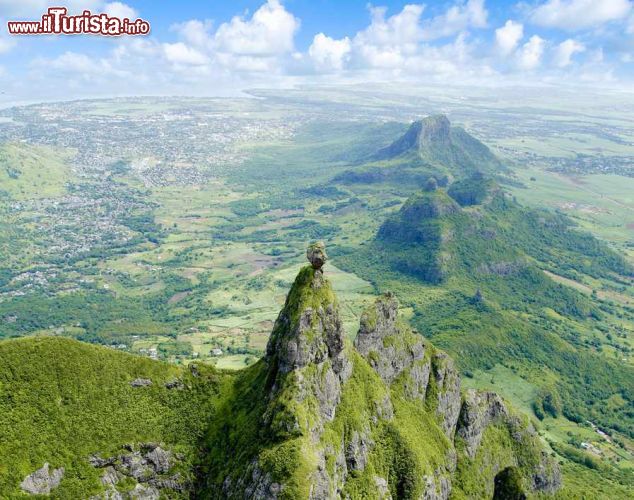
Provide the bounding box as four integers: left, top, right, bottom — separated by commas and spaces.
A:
0, 87, 633, 498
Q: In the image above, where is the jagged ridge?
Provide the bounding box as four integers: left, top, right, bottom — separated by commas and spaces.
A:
202, 245, 561, 499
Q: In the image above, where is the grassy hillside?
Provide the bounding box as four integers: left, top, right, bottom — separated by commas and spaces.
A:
0, 337, 223, 498
0, 143, 73, 200
373, 115, 504, 175
334, 181, 634, 493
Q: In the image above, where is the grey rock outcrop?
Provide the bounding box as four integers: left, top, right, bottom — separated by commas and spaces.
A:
164, 378, 184, 390
306, 241, 328, 270
431, 352, 462, 437
130, 378, 152, 388
455, 389, 561, 494
89, 443, 185, 499
374, 476, 392, 499
265, 252, 351, 428
345, 430, 373, 472
531, 452, 562, 493
456, 389, 509, 458
128, 483, 159, 499
422, 471, 452, 500
404, 360, 431, 401
20, 463, 64, 495
354, 294, 462, 439
354, 293, 426, 386
222, 460, 280, 499
210, 252, 561, 499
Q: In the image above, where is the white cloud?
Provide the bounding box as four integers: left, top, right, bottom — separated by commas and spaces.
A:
38, 51, 129, 80
353, 4, 425, 68
405, 32, 484, 77
518, 35, 545, 70
495, 20, 523, 56
214, 0, 299, 56
530, 0, 632, 30
6, 0, 634, 100
423, 0, 488, 40
163, 42, 209, 66
553, 38, 585, 67
171, 20, 214, 48
309, 34, 351, 71
103, 2, 138, 20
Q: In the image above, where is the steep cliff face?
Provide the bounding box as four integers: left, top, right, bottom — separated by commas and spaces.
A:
373, 115, 504, 176
202, 244, 561, 499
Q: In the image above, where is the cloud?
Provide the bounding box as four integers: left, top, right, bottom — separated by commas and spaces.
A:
495, 20, 524, 56
163, 42, 210, 66
553, 38, 585, 67
36, 51, 129, 81
103, 2, 138, 20
309, 34, 351, 71
5, 0, 634, 101
213, 0, 299, 56
423, 0, 488, 40
530, 0, 632, 30
171, 19, 214, 48
353, 4, 425, 68
518, 35, 545, 70
405, 32, 488, 77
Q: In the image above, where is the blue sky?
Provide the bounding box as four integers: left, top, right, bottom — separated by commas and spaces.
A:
0, 0, 633, 101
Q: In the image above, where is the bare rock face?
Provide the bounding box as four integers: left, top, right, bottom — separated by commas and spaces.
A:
456, 389, 509, 458
404, 360, 431, 401
89, 443, 186, 499
306, 241, 328, 270
266, 245, 350, 398
531, 452, 562, 494
254, 245, 352, 496
345, 429, 373, 472
212, 261, 561, 499
354, 294, 462, 440
20, 463, 64, 495
432, 352, 462, 438
354, 293, 426, 386
221, 460, 280, 499
130, 378, 152, 388
422, 471, 452, 500
455, 389, 562, 494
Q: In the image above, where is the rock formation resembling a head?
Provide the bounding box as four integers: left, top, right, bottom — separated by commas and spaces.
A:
307, 241, 328, 270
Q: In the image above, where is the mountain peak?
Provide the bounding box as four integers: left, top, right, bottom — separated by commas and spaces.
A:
373, 114, 503, 175
416, 114, 451, 145
375, 114, 451, 159
265, 243, 348, 378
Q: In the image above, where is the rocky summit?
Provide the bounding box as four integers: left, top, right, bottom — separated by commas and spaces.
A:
0, 243, 563, 499
201, 243, 561, 499
373, 115, 504, 176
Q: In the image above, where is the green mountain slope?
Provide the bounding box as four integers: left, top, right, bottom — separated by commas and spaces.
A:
2, 245, 632, 497
334, 116, 505, 188
0, 337, 222, 498
200, 253, 560, 499
334, 177, 634, 489
373, 115, 504, 176
0, 249, 563, 499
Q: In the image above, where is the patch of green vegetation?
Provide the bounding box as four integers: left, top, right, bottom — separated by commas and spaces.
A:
336, 182, 634, 441
0, 143, 74, 200
0, 337, 222, 497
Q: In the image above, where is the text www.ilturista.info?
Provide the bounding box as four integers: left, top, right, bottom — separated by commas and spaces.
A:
7, 7, 150, 36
